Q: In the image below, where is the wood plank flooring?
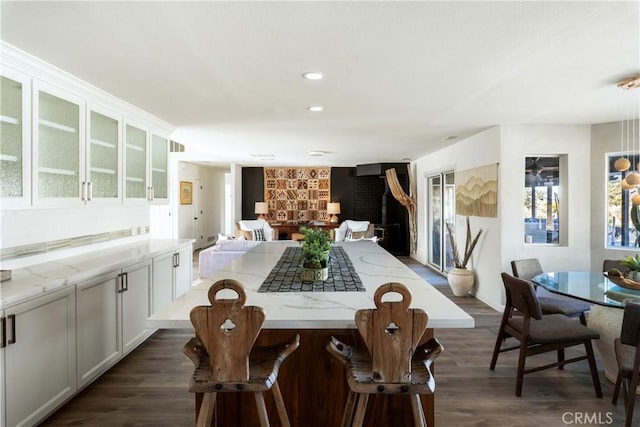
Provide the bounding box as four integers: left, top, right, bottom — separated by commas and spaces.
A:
41, 258, 634, 426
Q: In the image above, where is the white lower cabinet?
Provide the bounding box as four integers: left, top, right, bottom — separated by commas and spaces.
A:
76, 260, 152, 390
152, 245, 192, 314
121, 260, 153, 354
2, 287, 76, 427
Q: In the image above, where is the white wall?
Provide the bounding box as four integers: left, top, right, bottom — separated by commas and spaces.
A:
414, 126, 502, 309
413, 124, 592, 310
176, 161, 228, 248
590, 121, 633, 269
1, 206, 149, 248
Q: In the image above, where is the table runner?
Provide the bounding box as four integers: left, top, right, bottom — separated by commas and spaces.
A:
258, 246, 364, 292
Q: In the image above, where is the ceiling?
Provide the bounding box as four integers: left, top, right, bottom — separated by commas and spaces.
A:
1, 1, 638, 167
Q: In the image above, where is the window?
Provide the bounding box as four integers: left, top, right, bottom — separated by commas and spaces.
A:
607, 153, 640, 248
523, 157, 560, 244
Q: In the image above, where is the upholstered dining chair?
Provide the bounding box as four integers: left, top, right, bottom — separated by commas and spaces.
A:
612, 301, 640, 427
183, 279, 299, 427
511, 258, 590, 325
490, 273, 602, 398
326, 282, 444, 427
603, 259, 627, 274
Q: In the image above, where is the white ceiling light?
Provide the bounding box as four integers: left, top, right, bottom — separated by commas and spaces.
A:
307, 106, 323, 112
308, 150, 326, 156
302, 72, 324, 80
251, 153, 275, 160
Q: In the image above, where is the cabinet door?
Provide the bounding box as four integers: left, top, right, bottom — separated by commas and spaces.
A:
32, 80, 85, 206
86, 105, 121, 204
150, 133, 168, 203
174, 246, 193, 299
4, 287, 76, 427
152, 251, 174, 315
76, 270, 121, 388
123, 121, 148, 204
0, 68, 31, 208
121, 260, 152, 354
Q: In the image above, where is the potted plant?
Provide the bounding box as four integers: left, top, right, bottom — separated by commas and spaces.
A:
300, 226, 331, 281
445, 217, 482, 296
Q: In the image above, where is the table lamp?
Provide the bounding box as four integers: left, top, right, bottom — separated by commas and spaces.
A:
327, 202, 341, 224
255, 202, 268, 220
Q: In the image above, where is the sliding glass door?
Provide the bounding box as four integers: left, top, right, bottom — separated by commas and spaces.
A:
427, 171, 455, 273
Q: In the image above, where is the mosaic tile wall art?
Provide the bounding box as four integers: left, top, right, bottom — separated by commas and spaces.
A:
264, 167, 331, 223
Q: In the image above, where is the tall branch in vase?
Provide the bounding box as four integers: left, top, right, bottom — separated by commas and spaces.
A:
386, 165, 417, 254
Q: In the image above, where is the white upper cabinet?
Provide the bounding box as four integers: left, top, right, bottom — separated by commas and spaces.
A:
32, 80, 85, 206
123, 121, 148, 204
150, 133, 168, 203
0, 69, 31, 208
1, 43, 174, 210
86, 104, 122, 204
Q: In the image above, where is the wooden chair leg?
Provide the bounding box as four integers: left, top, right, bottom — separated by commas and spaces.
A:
254, 391, 270, 427
196, 392, 216, 427
584, 341, 602, 398
612, 372, 623, 404
352, 393, 369, 427
341, 390, 357, 427
625, 371, 639, 427
410, 394, 427, 427
515, 341, 528, 397
271, 381, 291, 427
490, 327, 505, 369
557, 348, 565, 370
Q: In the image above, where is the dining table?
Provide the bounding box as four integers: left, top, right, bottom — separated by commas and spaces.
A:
532, 271, 640, 393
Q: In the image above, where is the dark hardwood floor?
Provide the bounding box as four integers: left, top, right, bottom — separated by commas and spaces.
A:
41, 257, 633, 426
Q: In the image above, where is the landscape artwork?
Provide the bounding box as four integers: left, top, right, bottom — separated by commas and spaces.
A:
455, 163, 498, 217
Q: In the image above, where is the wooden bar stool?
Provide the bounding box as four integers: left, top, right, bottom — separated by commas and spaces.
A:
183, 279, 299, 427
326, 282, 444, 427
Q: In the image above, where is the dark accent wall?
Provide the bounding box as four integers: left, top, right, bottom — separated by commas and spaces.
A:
241, 164, 410, 256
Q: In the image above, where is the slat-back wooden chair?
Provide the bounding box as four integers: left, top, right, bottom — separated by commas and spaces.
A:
612, 301, 640, 427
327, 282, 444, 427
183, 279, 300, 427
490, 273, 602, 398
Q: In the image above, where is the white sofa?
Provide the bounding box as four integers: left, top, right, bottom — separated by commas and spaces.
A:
198, 239, 261, 278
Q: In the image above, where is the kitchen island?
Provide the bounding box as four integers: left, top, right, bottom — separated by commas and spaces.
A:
148, 240, 473, 426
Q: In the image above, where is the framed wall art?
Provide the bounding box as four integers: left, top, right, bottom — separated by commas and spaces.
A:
180, 181, 193, 205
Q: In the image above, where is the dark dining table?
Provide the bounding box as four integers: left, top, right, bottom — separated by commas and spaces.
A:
532, 271, 640, 393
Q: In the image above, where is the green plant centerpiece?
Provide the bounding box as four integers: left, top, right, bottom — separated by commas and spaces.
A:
618, 253, 640, 281
300, 226, 331, 281
444, 216, 483, 296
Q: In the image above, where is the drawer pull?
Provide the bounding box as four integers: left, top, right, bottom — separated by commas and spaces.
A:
8, 314, 16, 345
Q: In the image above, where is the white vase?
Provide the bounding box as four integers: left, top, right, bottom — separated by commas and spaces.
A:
447, 267, 475, 296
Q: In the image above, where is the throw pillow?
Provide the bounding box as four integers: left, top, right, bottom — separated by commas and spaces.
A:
253, 228, 266, 241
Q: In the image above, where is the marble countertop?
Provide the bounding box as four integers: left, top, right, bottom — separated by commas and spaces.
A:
148, 241, 474, 330
0, 239, 193, 308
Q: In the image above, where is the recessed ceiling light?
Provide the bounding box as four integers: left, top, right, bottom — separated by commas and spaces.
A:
308, 150, 326, 156
302, 72, 324, 80
307, 106, 323, 112
251, 153, 275, 159
441, 136, 458, 141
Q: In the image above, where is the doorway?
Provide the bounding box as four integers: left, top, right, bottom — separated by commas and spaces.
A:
427, 171, 455, 273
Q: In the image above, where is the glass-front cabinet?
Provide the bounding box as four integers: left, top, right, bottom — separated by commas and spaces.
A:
150, 133, 168, 202
87, 105, 121, 203
0, 69, 30, 207
0, 64, 171, 209
124, 122, 148, 203
33, 81, 84, 206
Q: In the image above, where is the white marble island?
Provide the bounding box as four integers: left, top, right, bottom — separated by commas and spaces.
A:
149, 240, 472, 427
148, 240, 473, 330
